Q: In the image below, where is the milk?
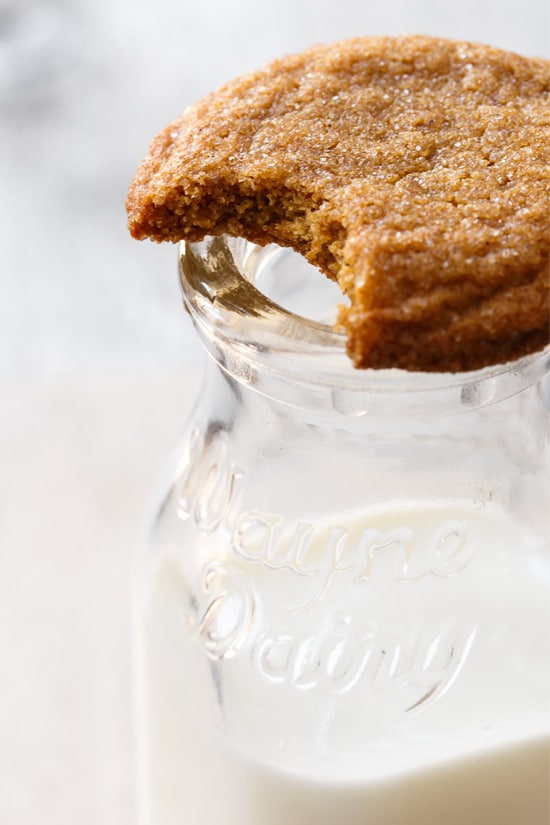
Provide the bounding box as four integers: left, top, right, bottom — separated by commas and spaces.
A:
135, 500, 550, 825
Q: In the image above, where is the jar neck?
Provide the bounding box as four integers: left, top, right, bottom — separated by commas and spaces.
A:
179, 235, 550, 418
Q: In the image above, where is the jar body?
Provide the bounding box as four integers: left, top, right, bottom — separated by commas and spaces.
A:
134, 240, 550, 825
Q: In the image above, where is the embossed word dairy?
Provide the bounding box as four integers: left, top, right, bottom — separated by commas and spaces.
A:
190, 560, 255, 660
191, 559, 477, 709
252, 613, 478, 707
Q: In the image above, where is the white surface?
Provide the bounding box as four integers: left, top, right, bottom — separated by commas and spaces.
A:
0, 1, 548, 822
1, 374, 200, 823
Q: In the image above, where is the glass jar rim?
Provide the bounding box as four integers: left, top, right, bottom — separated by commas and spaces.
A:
179, 235, 549, 414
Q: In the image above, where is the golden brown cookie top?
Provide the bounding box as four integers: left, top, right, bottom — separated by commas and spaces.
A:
127, 35, 550, 372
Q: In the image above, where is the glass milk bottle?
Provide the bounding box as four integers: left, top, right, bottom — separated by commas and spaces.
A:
134, 236, 550, 825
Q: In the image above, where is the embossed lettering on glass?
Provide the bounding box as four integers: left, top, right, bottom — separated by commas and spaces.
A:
134, 237, 550, 825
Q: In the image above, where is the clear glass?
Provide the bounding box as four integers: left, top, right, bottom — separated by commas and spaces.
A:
134, 236, 550, 825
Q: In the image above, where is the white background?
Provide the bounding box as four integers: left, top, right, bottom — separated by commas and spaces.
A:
1, 1, 548, 822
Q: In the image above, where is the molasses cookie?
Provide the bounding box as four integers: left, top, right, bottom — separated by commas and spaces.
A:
127, 35, 550, 371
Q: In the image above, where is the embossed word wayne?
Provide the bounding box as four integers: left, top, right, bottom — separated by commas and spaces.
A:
232, 511, 474, 611
176, 427, 476, 612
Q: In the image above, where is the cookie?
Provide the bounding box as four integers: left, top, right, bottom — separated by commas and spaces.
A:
127, 35, 550, 372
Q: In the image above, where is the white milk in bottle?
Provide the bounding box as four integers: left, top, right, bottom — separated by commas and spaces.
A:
135, 499, 550, 825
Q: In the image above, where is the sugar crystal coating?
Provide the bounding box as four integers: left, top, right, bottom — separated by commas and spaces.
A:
127, 35, 550, 372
